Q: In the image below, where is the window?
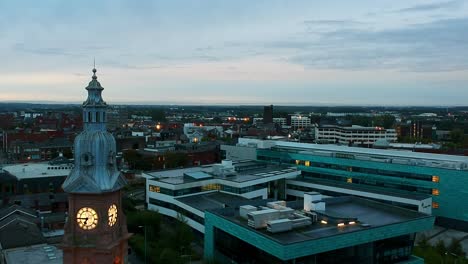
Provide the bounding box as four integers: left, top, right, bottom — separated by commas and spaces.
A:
295, 160, 300, 165
305, 161, 310, 167
201, 184, 221, 191
347, 178, 353, 183
432, 202, 439, 209
149, 185, 160, 193
432, 176, 440, 183
432, 189, 439, 196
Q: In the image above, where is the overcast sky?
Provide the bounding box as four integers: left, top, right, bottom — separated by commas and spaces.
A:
1, 0, 468, 106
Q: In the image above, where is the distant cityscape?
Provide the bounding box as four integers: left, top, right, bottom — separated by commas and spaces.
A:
0, 74, 468, 263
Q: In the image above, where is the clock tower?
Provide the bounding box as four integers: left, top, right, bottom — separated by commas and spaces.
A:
61, 68, 130, 264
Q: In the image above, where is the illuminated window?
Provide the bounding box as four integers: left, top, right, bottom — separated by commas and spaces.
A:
337, 223, 345, 227
347, 178, 353, 183
201, 184, 221, 191
320, 220, 328, 224
295, 160, 300, 165
432, 189, 439, 196
149, 185, 160, 193
432, 176, 440, 183
305, 161, 310, 167
432, 202, 439, 209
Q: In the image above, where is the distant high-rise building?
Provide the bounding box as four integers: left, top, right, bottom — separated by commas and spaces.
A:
263, 105, 273, 124
61, 68, 130, 263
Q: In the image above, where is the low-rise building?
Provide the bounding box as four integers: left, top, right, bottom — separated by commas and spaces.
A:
1, 157, 72, 202
144, 160, 300, 233
315, 125, 397, 146
204, 195, 434, 263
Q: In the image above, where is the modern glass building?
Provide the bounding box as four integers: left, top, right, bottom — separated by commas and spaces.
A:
204, 196, 435, 264
250, 140, 468, 231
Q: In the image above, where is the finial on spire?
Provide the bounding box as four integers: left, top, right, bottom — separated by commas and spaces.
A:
92, 58, 97, 79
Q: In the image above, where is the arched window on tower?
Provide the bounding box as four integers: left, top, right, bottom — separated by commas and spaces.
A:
88, 111, 92, 123
103, 111, 106, 122
96, 111, 100, 122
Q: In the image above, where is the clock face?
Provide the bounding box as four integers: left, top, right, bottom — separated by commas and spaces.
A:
76, 207, 98, 230
108, 204, 118, 227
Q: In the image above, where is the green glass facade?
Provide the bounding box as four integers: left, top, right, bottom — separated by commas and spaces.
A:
257, 148, 468, 227
204, 211, 434, 263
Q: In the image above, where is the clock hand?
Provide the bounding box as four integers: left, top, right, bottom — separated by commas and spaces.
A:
77, 217, 89, 224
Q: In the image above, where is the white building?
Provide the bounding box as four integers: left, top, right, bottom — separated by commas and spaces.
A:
273, 118, 287, 127
183, 123, 223, 143
315, 125, 397, 146
144, 160, 299, 233
290, 115, 311, 129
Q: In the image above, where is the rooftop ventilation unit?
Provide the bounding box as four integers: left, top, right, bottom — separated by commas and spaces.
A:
248, 209, 280, 229
212, 160, 235, 176
304, 192, 323, 211
240, 205, 257, 220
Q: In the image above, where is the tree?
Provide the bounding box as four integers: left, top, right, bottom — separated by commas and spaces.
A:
374, 114, 396, 129
450, 129, 465, 145
164, 152, 188, 169
149, 108, 167, 122
447, 238, 464, 257
126, 210, 161, 238
122, 197, 137, 214
435, 240, 446, 255
174, 214, 194, 250
418, 235, 429, 249
158, 248, 180, 264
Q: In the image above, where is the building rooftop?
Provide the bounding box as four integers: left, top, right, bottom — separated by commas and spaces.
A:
210, 196, 434, 245
3, 244, 63, 264
269, 140, 468, 170
145, 160, 298, 185
2, 162, 72, 180
176, 192, 250, 212
290, 178, 431, 201
318, 125, 396, 132
0, 215, 44, 249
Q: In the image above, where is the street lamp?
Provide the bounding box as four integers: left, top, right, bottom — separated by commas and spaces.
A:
138, 225, 147, 264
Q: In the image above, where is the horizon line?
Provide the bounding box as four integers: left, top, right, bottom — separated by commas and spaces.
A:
0, 100, 467, 108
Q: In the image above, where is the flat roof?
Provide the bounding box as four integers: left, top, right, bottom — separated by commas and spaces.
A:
3, 244, 63, 264
210, 196, 433, 245
289, 178, 431, 201
268, 141, 468, 170
176, 192, 250, 212
2, 163, 72, 180
145, 160, 298, 185
318, 125, 395, 131
274, 141, 468, 163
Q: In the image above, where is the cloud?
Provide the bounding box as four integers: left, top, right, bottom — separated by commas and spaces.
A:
393, 0, 463, 13
304, 20, 366, 26
283, 17, 468, 72
13, 43, 76, 57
